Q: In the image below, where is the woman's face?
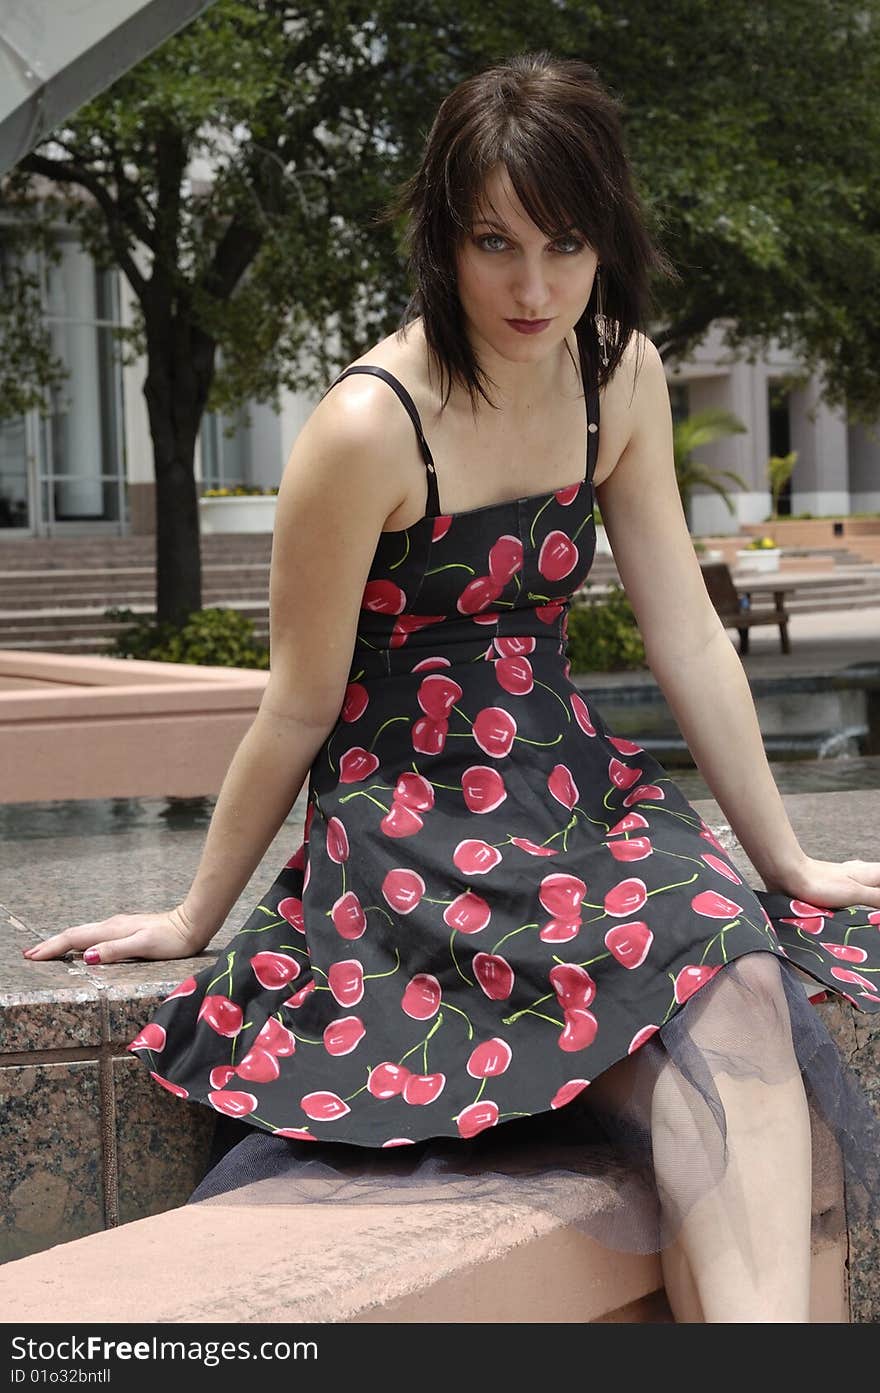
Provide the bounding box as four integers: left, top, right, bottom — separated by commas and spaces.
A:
454, 163, 599, 367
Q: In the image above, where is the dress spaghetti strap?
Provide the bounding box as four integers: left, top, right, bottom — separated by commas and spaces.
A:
322, 365, 441, 518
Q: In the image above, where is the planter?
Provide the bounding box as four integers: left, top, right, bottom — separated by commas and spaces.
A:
696, 548, 724, 564
594, 523, 612, 556
198, 495, 277, 535
735, 547, 781, 573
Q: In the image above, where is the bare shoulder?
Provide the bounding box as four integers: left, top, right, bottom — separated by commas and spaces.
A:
594, 330, 666, 487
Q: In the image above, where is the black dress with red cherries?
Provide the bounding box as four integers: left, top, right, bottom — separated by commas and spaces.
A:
128, 366, 880, 1147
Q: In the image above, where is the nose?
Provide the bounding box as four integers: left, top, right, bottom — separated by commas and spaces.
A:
511, 254, 552, 314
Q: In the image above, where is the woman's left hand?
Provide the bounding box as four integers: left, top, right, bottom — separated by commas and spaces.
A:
762, 855, 880, 911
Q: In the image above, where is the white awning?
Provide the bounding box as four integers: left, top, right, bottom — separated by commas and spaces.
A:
0, 0, 218, 174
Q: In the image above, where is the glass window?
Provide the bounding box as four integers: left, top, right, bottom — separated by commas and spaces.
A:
200, 406, 252, 489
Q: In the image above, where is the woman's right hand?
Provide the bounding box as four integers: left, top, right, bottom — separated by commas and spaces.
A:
21, 905, 211, 965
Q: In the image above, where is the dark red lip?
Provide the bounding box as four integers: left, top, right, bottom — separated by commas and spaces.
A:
506, 318, 553, 334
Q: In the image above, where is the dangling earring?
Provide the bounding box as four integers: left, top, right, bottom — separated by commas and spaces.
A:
594, 264, 610, 368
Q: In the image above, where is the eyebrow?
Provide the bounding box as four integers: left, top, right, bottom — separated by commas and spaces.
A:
472, 217, 577, 238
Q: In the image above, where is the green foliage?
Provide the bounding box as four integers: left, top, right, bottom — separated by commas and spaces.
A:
767, 450, 798, 518
105, 606, 270, 668
566, 586, 646, 673
673, 409, 748, 523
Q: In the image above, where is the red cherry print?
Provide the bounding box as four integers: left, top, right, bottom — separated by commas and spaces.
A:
622, 784, 666, 806
473, 707, 517, 757
538, 530, 578, 580
536, 601, 565, 624
209, 1065, 237, 1089
165, 975, 197, 1000
604, 921, 654, 969
779, 915, 824, 935
412, 655, 452, 671
461, 765, 507, 813
251, 951, 300, 990
699, 826, 726, 853
494, 635, 536, 657
277, 896, 305, 933
443, 889, 492, 934
325, 816, 350, 863
390, 613, 446, 648
402, 1072, 446, 1105
328, 959, 365, 1006
700, 853, 742, 884
380, 802, 424, 838
285, 979, 317, 1008
555, 482, 581, 505
368, 1062, 411, 1099
393, 772, 435, 810
510, 837, 558, 857
494, 656, 535, 696
300, 1091, 351, 1121
254, 1017, 296, 1056
691, 890, 744, 919
472, 952, 515, 1000
607, 736, 644, 756
570, 692, 596, 736
382, 1137, 416, 1146
287, 839, 306, 871
628, 1024, 660, 1053
539, 918, 582, 943
467, 1038, 513, 1078
673, 964, 722, 1004
548, 764, 579, 810
559, 1008, 598, 1052
549, 963, 597, 1009
330, 890, 367, 939
432, 515, 453, 541
551, 1079, 591, 1108
456, 1100, 500, 1137
323, 1015, 366, 1056
362, 579, 406, 614
452, 839, 503, 875
127, 1023, 166, 1053
401, 973, 442, 1019
382, 868, 426, 913
150, 1072, 189, 1098
339, 747, 380, 783
829, 967, 875, 991
417, 673, 462, 719
197, 994, 244, 1038
868, 910, 880, 924
604, 878, 648, 918
341, 682, 369, 722
606, 836, 653, 863
790, 899, 834, 918
607, 813, 650, 837
458, 575, 504, 614
821, 943, 868, 963
488, 535, 524, 583
235, 1047, 281, 1083
608, 758, 643, 791
208, 1090, 258, 1117
273, 1128, 319, 1141
473, 609, 503, 626
412, 716, 448, 755
539, 872, 588, 918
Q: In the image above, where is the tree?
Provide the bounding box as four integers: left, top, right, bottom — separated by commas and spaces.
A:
672, 409, 747, 526
3, 0, 879, 624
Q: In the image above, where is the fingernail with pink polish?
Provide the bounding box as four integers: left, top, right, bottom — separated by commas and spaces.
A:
83, 948, 101, 965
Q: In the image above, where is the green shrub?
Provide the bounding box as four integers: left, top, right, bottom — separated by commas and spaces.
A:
566, 585, 646, 672
105, 606, 270, 668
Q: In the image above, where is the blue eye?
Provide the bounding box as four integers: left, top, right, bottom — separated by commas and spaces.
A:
473, 233, 585, 254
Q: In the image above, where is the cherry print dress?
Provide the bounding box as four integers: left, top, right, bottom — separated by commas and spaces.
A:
128, 362, 880, 1250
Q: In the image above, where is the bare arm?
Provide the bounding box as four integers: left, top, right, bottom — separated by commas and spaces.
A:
25, 375, 411, 961
596, 336, 807, 888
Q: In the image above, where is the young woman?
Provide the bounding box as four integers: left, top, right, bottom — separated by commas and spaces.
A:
25, 51, 880, 1323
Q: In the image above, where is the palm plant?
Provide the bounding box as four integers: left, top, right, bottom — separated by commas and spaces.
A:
674, 409, 748, 527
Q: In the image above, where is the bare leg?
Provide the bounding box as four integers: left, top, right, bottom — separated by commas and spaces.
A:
588, 952, 813, 1323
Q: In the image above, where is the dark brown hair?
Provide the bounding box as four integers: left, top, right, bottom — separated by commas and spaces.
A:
379, 50, 678, 412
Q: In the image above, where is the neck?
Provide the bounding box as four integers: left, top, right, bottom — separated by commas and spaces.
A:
461, 322, 575, 416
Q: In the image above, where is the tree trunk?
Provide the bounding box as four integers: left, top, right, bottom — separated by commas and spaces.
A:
143, 370, 205, 627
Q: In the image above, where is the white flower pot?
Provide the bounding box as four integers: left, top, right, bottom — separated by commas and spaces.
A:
199, 495, 277, 534
735, 548, 781, 572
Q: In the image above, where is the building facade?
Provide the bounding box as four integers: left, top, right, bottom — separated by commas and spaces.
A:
1, 242, 878, 541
